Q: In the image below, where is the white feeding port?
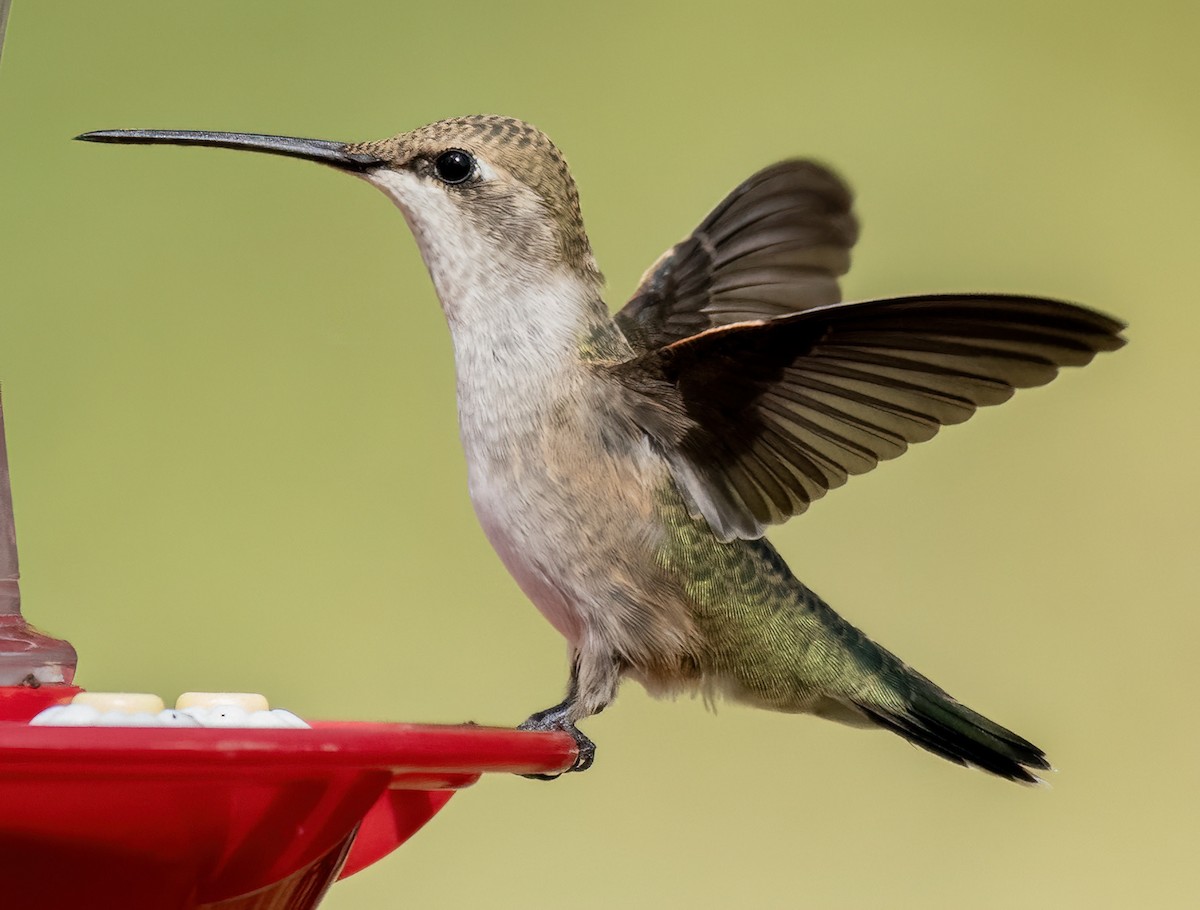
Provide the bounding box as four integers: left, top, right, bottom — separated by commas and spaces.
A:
28, 691, 310, 728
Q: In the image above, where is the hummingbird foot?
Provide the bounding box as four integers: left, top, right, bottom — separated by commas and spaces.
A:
517, 704, 595, 779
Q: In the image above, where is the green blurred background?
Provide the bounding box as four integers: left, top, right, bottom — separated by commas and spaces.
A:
1, 2, 1195, 907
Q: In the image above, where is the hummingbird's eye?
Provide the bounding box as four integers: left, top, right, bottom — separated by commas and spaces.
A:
433, 149, 475, 185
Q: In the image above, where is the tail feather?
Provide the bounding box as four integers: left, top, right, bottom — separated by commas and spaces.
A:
853, 683, 1050, 784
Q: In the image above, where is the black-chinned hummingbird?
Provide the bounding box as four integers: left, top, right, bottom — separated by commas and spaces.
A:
78, 116, 1124, 783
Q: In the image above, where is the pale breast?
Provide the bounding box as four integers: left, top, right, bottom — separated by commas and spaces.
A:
457, 366, 697, 666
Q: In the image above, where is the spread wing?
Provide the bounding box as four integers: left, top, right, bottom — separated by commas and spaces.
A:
609, 294, 1126, 541
614, 160, 859, 352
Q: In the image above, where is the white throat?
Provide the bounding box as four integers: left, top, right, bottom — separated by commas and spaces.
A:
362, 167, 603, 441
366, 168, 594, 341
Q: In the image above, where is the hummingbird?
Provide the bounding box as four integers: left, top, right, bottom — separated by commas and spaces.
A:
78, 115, 1124, 783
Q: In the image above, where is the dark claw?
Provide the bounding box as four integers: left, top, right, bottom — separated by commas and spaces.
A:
518, 707, 596, 779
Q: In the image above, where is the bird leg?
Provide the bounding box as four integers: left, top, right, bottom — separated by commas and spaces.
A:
518, 649, 622, 779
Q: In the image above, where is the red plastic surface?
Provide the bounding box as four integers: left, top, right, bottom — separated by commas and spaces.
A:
0, 710, 576, 909
0, 680, 81, 717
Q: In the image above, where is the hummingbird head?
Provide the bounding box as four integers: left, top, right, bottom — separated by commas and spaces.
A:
77, 116, 603, 299
345, 116, 600, 289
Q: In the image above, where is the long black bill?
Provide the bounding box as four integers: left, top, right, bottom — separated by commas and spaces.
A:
74, 129, 384, 171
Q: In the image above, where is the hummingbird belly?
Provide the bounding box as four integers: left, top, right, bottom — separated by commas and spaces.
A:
473, 500, 583, 645
460, 384, 702, 673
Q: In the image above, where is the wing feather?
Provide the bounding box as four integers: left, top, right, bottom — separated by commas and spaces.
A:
609, 293, 1125, 540
614, 160, 859, 352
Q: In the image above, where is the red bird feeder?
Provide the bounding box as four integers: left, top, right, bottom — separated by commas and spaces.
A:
0, 395, 577, 909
